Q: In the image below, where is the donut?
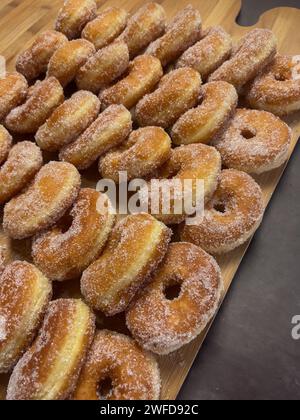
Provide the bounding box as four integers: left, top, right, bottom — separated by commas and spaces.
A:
82, 7, 128, 50
117, 2, 166, 59
5, 77, 64, 134
246, 55, 300, 116
0, 125, 12, 165
171, 81, 238, 145
6, 298, 95, 400
208, 28, 277, 92
47, 39, 95, 87
0, 141, 43, 204
213, 109, 292, 174
145, 5, 202, 67
35, 91, 100, 152
99, 127, 171, 182
180, 169, 265, 254
176, 26, 232, 80
0, 232, 12, 276
126, 242, 223, 355
55, 0, 97, 40
0, 72, 28, 121
140, 144, 221, 225
15, 30, 68, 80
32, 189, 115, 282
100, 55, 163, 111
81, 213, 172, 316
135, 67, 201, 128
0, 261, 52, 373
73, 330, 160, 400
59, 105, 132, 170
76, 41, 129, 94
3, 161, 81, 240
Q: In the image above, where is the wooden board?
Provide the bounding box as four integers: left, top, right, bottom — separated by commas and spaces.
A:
1, 0, 300, 400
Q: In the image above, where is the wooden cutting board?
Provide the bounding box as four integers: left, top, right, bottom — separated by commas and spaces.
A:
0, 0, 300, 400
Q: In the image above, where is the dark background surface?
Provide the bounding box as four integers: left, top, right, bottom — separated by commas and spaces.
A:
178, 0, 300, 401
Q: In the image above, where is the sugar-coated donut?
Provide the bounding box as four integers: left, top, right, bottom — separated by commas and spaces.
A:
246, 55, 300, 116
55, 0, 97, 40
0, 73, 28, 122
35, 91, 100, 152
0, 261, 52, 373
140, 144, 221, 225
100, 55, 163, 111
15, 30, 68, 80
209, 29, 277, 92
180, 169, 265, 254
99, 127, 171, 182
213, 109, 292, 174
146, 5, 202, 67
0, 125, 12, 165
81, 213, 172, 316
117, 2, 166, 59
127, 242, 223, 355
136, 67, 201, 128
6, 298, 95, 400
171, 81, 238, 145
73, 330, 160, 400
82, 7, 128, 50
32, 189, 115, 282
3, 161, 81, 240
0, 231, 12, 276
0, 141, 43, 204
5, 77, 64, 134
176, 26, 232, 80
59, 105, 132, 170
76, 41, 129, 94
47, 39, 95, 87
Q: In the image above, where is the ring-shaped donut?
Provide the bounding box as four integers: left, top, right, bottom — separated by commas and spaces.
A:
0, 73, 28, 122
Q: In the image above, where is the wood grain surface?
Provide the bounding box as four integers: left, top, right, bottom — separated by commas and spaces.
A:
0, 0, 300, 400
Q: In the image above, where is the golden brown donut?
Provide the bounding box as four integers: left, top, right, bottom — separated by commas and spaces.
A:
0, 125, 12, 165
76, 41, 129, 94
135, 67, 201, 128
55, 0, 97, 40
146, 5, 202, 67
32, 189, 115, 282
0, 72, 28, 122
5, 77, 64, 134
127, 242, 223, 355
35, 91, 100, 152
180, 169, 265, 254
59, 105, 132, 170
15, 30, 68, 80
171, 81, 238, 145
81, 213, 172, 316
140, 144, 221, 225
99, 127, 171, 182
0, 261, 52, 373
213, 109, 292, 174
246, 55, 300, 116
176, 26, 232, 80
82, 7, 128, 50
208, 28, 277, 92
0, 231, 12, 276
0, 141, 43, 204
117, 2, 166, 58
100, 54, 163, 111
3, 161, 81, 240
47, 39, 95, 87
6, 298, 95, 400
73, 330, 160, 400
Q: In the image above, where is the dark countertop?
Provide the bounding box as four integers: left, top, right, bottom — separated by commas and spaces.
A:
178, 0, 300, 401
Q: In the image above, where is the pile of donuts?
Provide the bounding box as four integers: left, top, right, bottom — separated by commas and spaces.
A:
0, 0, 299, 400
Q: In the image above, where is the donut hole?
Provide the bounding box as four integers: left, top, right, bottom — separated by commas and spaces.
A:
274, 73, 289, 82
241, 128, 256, 140
58, 212, 73, 233
164, 282, 181, 300
214, 203, 226, 214
97, 376, 113, 400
